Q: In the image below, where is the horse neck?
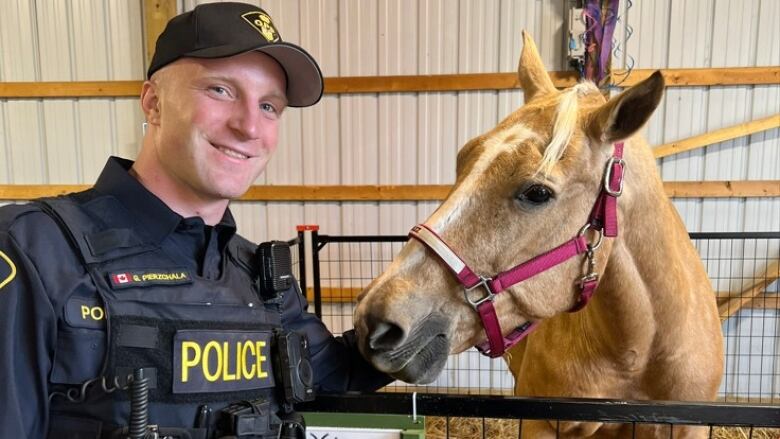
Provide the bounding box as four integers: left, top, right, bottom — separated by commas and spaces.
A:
583, 142, 704, 350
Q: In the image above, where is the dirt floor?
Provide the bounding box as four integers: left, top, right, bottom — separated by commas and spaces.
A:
424, 417, 780, 439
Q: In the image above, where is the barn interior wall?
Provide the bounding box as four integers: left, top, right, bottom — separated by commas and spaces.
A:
0, 0, 778, 396
1, 0, 777, 242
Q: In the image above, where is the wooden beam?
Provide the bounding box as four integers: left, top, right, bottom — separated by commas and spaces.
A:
1, 181, 778, 201
718, 295, 780, 311
324, 71, 578, 93
142, 0, 177, 69
620, 67, 780, 87
240, 184, 451, 201
0, 185, 91, 200
310, 287, 780, 308
305, 287, 363, 303
662, 181, 780, 198
323, 67, 780, 93
0, 81, 141, 98
1, 67, 777, 99
654, 114, 780, 158
718, 261, 780, 321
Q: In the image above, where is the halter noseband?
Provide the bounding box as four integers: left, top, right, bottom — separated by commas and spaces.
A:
409, 143, 625, 358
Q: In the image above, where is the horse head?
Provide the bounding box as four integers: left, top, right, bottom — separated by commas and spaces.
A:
353, 32, 666, 384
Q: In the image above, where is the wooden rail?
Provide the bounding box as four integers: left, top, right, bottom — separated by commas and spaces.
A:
1, 180, 778, 202
718, 261, 780, 321
654, 114, 780, 158
1, 67, 777, 99
310, 287, 779, 311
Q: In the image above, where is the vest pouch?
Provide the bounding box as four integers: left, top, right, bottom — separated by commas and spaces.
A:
50, 329, 106, 384
107, 315, 278, 405
46, 414, 102, 439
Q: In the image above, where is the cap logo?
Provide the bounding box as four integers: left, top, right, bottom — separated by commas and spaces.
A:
241, 11, 280, 43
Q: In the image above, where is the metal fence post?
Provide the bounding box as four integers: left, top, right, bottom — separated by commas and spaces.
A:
311, 228, 322, 319
296, 225, 322, 318
295, 226, 307, 297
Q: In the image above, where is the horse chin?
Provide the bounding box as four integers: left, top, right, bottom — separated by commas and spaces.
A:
389, 334, 449, 384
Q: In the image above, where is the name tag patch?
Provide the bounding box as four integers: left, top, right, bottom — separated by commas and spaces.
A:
173, 330, 275, 394
108, 268, 192, 289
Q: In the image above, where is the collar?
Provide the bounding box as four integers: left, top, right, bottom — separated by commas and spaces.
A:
92, 156, 237, 244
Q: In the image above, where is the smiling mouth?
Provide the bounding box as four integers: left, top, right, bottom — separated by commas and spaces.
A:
214, 144, 250, 160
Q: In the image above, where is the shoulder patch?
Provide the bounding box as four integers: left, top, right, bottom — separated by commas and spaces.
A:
0, 250, 17, 290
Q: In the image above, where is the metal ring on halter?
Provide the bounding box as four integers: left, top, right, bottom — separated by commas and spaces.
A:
465, 276, 496, 309
578, 224, 603, 251
603, 157, 626, 197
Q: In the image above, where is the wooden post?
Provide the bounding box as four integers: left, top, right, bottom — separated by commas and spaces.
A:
142, 0, 178, 72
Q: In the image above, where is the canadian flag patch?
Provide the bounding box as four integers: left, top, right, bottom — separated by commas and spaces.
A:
112, 273, 131, 284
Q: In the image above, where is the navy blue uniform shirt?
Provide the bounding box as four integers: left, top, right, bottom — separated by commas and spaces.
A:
0, 157, 391, 438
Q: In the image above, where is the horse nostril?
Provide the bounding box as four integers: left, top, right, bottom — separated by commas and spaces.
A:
368, 321, 406, 351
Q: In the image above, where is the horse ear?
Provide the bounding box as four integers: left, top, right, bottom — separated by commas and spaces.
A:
518, 30, 557, 102
588, 71, 665, 144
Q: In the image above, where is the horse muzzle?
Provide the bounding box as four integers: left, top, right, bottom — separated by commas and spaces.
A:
358, 312, 450, 384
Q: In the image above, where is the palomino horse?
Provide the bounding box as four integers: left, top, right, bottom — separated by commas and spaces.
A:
354, 32, 723, 438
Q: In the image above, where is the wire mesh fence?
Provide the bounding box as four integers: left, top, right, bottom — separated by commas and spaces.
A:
292, 230, 780, 403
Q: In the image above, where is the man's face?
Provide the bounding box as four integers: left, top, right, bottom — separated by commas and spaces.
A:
149, 51, 287, 202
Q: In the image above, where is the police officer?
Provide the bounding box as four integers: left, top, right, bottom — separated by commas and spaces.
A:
0, 3, 391, 438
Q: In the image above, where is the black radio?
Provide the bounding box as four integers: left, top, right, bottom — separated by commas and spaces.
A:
254, 241, 293, 301
273, 331, 315, 404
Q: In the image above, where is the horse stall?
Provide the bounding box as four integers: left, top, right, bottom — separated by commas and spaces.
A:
291, 229, 780, 438
0, 0, 778, 438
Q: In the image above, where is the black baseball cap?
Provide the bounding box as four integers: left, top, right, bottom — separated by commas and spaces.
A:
147, 2, 323, 107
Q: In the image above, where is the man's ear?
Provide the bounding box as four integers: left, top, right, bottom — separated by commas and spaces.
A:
587, 71, 665, 144
140, 80, 161, 125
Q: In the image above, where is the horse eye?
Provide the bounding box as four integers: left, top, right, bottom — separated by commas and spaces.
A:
518, 185, 554, 204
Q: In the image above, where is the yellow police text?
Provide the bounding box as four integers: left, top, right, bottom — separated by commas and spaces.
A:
181, 340, 269, 383
81, 305, 105, 321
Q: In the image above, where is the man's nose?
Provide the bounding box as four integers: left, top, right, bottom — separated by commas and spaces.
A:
228, 103, 261, 140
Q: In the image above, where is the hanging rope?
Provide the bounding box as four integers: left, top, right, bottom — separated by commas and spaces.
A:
583, 0, 621, 86
610, 0, 635, 89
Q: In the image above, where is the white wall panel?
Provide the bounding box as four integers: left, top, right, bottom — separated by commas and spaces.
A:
1, 0, 775, 237
376, 0, 420, 235
0, 0, 144, 188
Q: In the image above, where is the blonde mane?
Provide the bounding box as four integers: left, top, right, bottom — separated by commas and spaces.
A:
536, 82, 598, 176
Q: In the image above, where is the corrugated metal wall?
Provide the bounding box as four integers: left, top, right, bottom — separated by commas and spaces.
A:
1, 0, 777, 239
1, 0, 778, 397
0, 0, 145, 187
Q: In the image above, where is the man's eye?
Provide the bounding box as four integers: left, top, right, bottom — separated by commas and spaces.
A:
209, 86, 229, 96
260, 103, 277, 113
517, 185, 554, 205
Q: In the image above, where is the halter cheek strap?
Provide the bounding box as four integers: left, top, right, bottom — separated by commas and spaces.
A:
408, 143, 625, 358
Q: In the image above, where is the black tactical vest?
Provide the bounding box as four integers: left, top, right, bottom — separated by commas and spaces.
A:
39, 193, 288, 439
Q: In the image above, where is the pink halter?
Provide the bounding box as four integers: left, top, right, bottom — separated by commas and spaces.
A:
409, 143, 625, 358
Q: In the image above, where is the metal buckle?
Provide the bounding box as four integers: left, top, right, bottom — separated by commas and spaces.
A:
465, 276, 496, 309
603, 157, 626, 197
